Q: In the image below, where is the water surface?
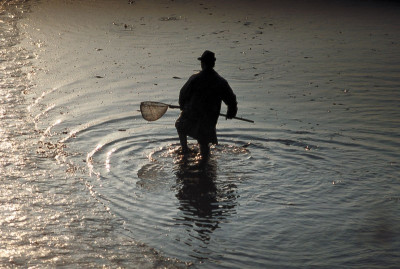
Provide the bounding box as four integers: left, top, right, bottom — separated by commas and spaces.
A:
2, 0, 400, 267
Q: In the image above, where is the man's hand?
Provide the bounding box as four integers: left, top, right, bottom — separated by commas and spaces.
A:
226, 105, 238, 120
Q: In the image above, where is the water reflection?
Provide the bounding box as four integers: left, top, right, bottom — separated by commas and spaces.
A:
173, 153, 238, 248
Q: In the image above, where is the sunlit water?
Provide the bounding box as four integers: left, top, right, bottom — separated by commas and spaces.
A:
2, 0, 400, 268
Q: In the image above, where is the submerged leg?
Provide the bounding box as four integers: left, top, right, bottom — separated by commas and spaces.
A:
176, 117, 189, 154
199, 142, 210, 158
178, 131, 189, 154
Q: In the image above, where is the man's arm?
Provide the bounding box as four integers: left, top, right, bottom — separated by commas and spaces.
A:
178, 76, 195, 109
221, 81, 238, 119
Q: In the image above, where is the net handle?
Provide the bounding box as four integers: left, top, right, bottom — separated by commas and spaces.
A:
140, 101, 254, 123
168, 104, 180, 109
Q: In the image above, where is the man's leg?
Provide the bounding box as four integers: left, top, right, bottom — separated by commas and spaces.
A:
176, 117, 189, 154
199, 141, 210, 158
178, 130, 189, 153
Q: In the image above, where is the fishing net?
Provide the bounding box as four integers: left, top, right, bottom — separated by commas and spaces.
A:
140, 101, 169, 121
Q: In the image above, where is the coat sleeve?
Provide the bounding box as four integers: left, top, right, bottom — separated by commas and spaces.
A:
221, 80, 238, 118
178, 75, 195, 110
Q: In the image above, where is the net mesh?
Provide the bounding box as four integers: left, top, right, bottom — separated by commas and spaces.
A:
140, 101, 169, 121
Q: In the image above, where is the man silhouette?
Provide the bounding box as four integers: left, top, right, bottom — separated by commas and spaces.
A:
175, 50, 238, 157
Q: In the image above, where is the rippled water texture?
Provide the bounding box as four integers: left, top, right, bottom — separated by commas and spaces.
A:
3, 0, 400, 268
1, 1, 184, 267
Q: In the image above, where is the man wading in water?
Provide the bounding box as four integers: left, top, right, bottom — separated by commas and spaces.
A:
175, 50, 238, 158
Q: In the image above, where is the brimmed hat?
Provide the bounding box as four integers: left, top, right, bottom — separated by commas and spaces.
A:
198, 50, 216, 62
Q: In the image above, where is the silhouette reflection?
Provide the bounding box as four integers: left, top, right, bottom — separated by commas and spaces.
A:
173, 152, 238, 247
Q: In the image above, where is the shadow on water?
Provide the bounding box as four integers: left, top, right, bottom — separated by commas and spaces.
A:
172, 151, 238, 259
132, 143, 247, 264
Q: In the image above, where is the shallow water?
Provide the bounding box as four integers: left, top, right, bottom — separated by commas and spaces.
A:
2, 0, 400, 267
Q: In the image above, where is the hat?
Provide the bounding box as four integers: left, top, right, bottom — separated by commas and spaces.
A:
197, 50, 216, 62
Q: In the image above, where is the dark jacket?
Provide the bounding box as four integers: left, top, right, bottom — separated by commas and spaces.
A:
176, 68, 237, 144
